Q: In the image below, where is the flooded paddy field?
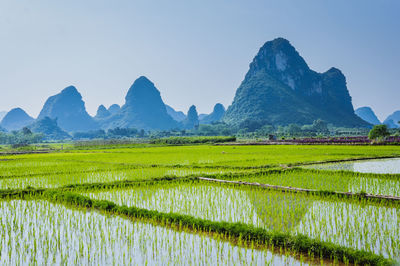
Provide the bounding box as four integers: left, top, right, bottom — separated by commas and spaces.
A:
1, 144, 399, 264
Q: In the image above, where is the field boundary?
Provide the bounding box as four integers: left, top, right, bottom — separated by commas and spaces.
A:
290, 155, 400, 168
198, 177, 400, 203
0, 188, 392, 266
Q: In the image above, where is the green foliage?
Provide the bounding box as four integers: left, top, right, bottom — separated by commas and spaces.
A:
368, 125, 390, 140
196, 123, 232, 136
0, 130, 43, 145
29, 117, 71, 140
286, 124, 301, 136
73, 127, 146, 140
73, 130, 107, 139
107, 127, 139, 138
22, 127, 32, 135
312, 119, 329, 134
150, 136, 236, 145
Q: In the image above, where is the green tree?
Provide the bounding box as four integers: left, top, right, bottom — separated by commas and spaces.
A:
287, 124, 302, 136
312, 119, 329, 134
368, 124, 390, 140
138, 129, 145, 138
22, 127, 32, 135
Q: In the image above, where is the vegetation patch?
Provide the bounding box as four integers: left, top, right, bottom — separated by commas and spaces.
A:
149, 136, 236, 145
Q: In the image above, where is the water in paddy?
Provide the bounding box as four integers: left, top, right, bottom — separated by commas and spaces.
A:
304, 158, 400, 174
82, 183, 400, 260
0, 199, 308, 265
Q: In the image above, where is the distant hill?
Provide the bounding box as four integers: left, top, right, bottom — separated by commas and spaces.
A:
28, 117, 71, 140
181, 105, 199, 129
108, 104, 120, 114
38, 86, 99, 132
224, 38, 369, 128
0, 108, 35, 131
355, 107, 380, 125
166, 105, 186, 122
200, 103, 225, 124
95, 105, 111, 119
101, 76, 178, 130
198, 114, 207, 120
0, 111, 6, 121
384, 111, 400, 128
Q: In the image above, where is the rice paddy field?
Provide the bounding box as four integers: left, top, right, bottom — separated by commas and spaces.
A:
1, 144, 400, 265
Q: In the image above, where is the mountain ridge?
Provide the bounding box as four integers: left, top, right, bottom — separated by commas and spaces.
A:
0, 108, 35, 131
38, 86, 99, 132
355, 107, 381, 125
200, 103, 225, 124
0, 111, 6, 121
99, 76, 178, 130
224, 38, 369, 128
166, 105, 186, 122
384, 111, 400, 128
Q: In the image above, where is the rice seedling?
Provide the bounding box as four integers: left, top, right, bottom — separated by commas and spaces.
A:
0, 166, 242, 189
2, 144, 400, 168
80, 181, 400, 260
0, 199, 308, 265
1, 144, 399, 265
237, 168, 400, 197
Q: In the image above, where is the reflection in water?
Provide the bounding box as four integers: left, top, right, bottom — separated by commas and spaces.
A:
295, 201, 399, 260
83, 184, 266, 227
305, 158, 400, 174
348, 177, 400, 197
82, 182, 399, 260
247, 190, 311, 233
0, 200, 306, 265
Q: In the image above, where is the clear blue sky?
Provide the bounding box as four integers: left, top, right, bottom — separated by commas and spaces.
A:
0, 0, 399, 121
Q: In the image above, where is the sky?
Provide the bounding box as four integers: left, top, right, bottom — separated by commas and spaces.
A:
0, 0, 399, 121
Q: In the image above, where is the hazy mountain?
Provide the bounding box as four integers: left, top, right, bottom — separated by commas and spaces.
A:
0, 126, 5, 132
29, 117, 71, 140
198, 114, 207, 120
38, 86, 99, 132
0, 111, 6, 121
101, 76, 178, 130
95, 105, 111, 119
200, 103, 225, 124
108, 104, 120, 114
166, 105, 186, 122
182, 105, 199, 129
224, 38, 368, 128
355, 107, 380, 125
384, 111, 400, 128
0, 108, 35, 131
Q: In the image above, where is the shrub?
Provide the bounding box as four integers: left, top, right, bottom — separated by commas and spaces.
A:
368, 125, 390, 140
